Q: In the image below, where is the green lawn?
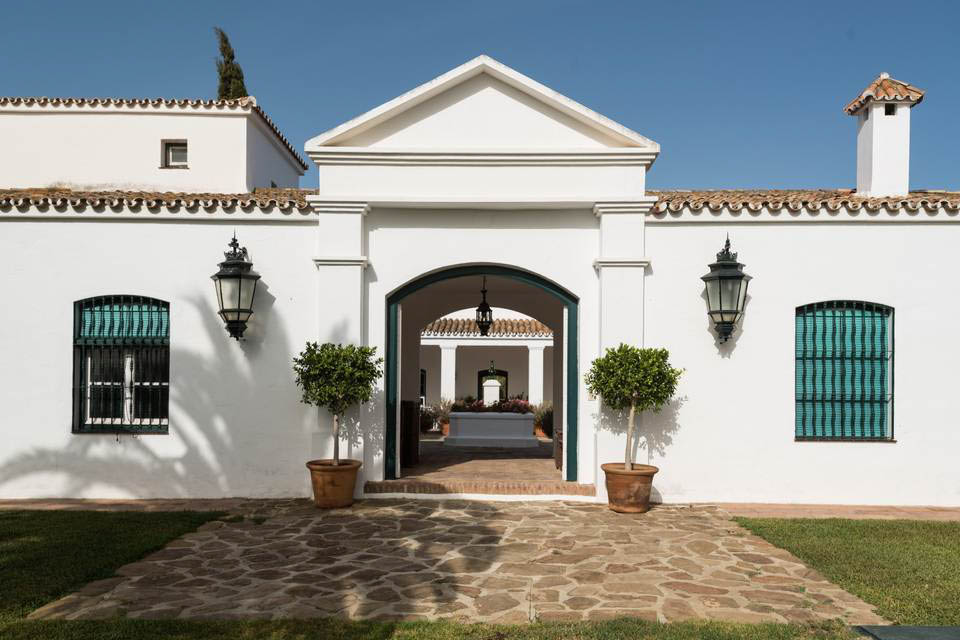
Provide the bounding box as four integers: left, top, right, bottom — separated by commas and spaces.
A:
0, 510, 222, 622
0, 619, 857, 640
737, 517, 960, 626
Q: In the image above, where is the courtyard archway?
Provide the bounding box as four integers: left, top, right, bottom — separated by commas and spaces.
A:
384, 264, 579, 482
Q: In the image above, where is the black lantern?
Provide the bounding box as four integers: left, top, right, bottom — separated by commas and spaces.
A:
701, 236, 752, 342
211, 235, 260, 340
475, 276, 493, 336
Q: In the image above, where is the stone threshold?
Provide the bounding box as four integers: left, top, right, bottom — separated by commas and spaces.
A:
364, 479, 596, 496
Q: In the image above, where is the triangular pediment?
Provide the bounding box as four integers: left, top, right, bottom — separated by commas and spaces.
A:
306, 56, 658, 152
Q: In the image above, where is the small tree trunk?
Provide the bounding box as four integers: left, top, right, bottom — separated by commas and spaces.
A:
333, 413, 341, 466
624, 403, 636, 471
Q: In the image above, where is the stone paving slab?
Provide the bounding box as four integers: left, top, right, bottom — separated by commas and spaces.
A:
26, 499, 886, 624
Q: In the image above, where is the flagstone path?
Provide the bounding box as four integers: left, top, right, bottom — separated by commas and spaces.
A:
28, 499, 885, 624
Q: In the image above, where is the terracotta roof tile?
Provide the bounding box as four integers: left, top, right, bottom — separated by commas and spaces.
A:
0, 187, 314, 211
422, 318, 552, 337
650, 189, 960, 214
844, 73, 925, 114
5, 188, 960, 216
0, 96, 308, 170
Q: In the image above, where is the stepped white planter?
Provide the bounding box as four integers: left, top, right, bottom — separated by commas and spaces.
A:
446, 412, 538, 448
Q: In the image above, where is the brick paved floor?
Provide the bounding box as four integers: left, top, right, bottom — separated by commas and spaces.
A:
27, 499, 885, 624
365, 440, 594, 496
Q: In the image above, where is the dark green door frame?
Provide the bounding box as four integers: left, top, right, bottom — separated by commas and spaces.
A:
385, 264, 579, 481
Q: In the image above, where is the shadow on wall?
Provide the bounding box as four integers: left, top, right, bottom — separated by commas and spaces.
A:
0, 288, 325, 499
335, 388, 385, 467
593, 396, 686, 500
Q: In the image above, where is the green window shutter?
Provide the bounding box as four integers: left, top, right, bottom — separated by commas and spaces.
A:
77, 296, 169, 343
795, 301, 893, 440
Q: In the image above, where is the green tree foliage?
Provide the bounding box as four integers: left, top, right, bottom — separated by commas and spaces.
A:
214, 27, 249, 100
293, 342, 383, 465
585, 345, 682, 470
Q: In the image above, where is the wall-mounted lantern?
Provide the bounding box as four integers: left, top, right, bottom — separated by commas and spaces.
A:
211, 235, 260, 340
475, 276, 493, 336
701, 236, 752, 342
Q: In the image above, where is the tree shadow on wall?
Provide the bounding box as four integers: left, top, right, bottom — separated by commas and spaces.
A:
593, 396, 686, 502
0, 290, 316, 499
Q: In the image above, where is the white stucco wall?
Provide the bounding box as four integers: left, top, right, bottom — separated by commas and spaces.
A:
246, 117, 303, 189
0, 105, 303, 193
641, 221, 960, 506
0, 217, 318, 499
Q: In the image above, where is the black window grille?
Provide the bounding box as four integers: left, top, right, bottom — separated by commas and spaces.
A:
72, 295, 170, 434
795, 301, 894, 441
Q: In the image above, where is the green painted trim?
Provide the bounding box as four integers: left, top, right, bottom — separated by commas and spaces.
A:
384, 264, 579, 482
565, 303, 578, 481
385, 301, 399, 479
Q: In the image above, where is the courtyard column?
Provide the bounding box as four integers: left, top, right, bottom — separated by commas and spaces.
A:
594, 201, 656, 349
307, 199, 369, 470
527, 345, 545, 405
440, 345, 457, 401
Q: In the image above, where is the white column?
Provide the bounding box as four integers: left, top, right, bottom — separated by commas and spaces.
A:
593, 200, 656, 497
527, 345, 545, 405
308, 199, 369, 487
440, 345, 457, 401
594, 201, 656, 349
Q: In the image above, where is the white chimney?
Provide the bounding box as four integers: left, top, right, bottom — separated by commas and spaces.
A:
844, 72, 925, 197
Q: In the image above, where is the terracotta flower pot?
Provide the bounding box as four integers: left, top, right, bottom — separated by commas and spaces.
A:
601, 463, 659, 513
305, 459, 362, 509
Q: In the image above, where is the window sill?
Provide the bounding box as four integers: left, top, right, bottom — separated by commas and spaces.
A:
795, 437, 896, 443
158, 165, 189, 170
73, 425, 168, 435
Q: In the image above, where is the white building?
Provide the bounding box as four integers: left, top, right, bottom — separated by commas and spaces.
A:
420, 311, 554, 405
1, 59, 958, 506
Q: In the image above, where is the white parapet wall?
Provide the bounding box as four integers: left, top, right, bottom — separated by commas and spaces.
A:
446, 412, 538, 448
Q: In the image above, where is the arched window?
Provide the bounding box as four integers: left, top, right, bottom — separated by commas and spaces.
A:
477, 368, 508, 401
795, 301, 893, 441
72, 295, 170, 433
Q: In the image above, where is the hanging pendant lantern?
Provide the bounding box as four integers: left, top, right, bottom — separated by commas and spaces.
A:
475, 276, 493, 336
701, 236, 752, 343
211, 235, 261, 340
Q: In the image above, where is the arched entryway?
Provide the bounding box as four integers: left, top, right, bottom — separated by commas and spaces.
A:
385, 264, 579, 482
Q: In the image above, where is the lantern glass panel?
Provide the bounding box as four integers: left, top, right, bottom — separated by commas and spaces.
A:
238, 277, 257, 311
705, 279, 720, 312
720, 278, 742, 322
736, 278, 748, 313
217, 278, 240, 316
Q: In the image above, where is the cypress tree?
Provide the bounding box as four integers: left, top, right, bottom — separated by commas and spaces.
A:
214, 27, 249, 100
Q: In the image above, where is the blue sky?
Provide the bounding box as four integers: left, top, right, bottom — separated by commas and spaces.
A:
4, 0, 957, 190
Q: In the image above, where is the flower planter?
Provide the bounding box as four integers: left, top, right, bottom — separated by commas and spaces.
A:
446, 412, 538, 448
305, 459, 362, 509
601, 463, 659, 513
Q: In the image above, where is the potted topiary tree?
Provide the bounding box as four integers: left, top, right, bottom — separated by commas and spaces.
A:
585, 344, 682, 513
293, 342, 383, 508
